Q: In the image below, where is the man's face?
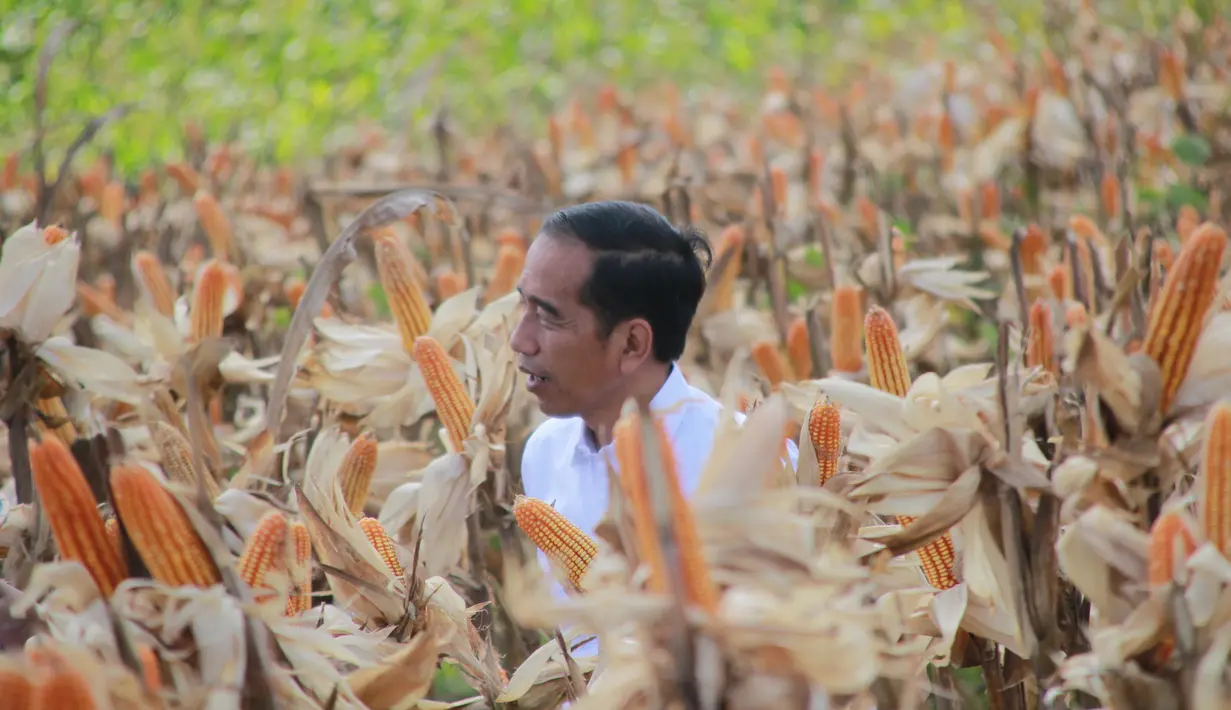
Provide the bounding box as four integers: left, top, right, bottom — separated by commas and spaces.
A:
510, 233, 624, 419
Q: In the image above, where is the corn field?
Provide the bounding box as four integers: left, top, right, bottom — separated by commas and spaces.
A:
1, 4, 1231, 710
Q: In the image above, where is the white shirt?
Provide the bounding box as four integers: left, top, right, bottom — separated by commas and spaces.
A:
520, 363, 799, 656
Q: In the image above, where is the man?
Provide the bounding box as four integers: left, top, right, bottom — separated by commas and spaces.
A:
513, 201, 798, 617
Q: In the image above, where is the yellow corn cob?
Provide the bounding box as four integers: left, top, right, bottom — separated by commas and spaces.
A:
1200, 401, 1231, 558
131, 250, 177, 318
412, 336, 475, 452
484, 244, 525, 303
105, 517, 122, 561
914, 532, 959, 590
286, 521, 312, 616
374, 230, 433, 356
338, 432, 379, 516
0, 665, 32, 708
237, 509, 288, 600
29, 437, 128, 597
1100, 173, 1120, 221
864, 306, 910, 397
194, 191, 233, 260
30, 656, 100, 710
830, 286, 863, 373
190, 259, 227, 342
137, 645, 162, 694
751, 340, 791, 390
1027, 300, 1057, 377
359, 517, 403, 577
711, 225, 744, 312
808, 400, 842, 485
1177, 206, 1200, 243
614, 411, 719, 613
1048, 264, 1068, 301
1147, 509, 1198, 665
435, 269, 465, 301
100, 181, 125, 228
149, 421, 221, 500
1143, 223, 1228, 413
35, 396, 77, 447
110, 464, 222, 588
786, 316, 812, 380
513, 495, 598, 591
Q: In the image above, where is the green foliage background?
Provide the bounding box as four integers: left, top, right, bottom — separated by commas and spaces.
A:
0, 0, 1059, 177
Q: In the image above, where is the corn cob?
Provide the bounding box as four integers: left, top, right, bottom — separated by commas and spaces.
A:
513, 495, 598, 591
711, 225, 744, 312
1153, 240, 1175, 271
237, 510, 289, 600
0, 665, 32, 708
1048, 264, 1068, 301
374, 230, 433, 356
863, 309, 959, 589
1200, 401, 1231, 558
149, 421, 221, 500
412, 336, 475, 452
165, 162, 200, 194
808, 400, 842, 485
190, 259, 227, 342
1100, 173, 1120, 221
1020, 224, 1046, 277
1177, 206, 1200, 243
338, 432, 379, 516
1158, 48, 1185, 101
614, 411, 719, 613
29, 437, 128, 597
137, 645, 162, 694
495, 227, 526, 252
35, 396, 77, 447
864, 306, 911, 397
786, 316, 812, 380
751, 340, 791, 390
830, 286, 863, 373
359, 517, 403, 577
110, 464, 222, 588
1026, 301, 1057, 377
286, 521, 312, 615
1142, 223, 1227, 413
100, 181, 125, 228
435, 269, 466, 301
1147, 509, 1198, 665
30, 656, 100, 710
980, 181, 1000, 222
42, 225, 70, 245
132, 251, 177, 318
105, 517, 122, 561
484, 244, 525, 303
76, 281, 127, 323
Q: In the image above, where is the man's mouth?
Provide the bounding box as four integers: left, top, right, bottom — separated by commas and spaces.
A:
519, 365, 549, 388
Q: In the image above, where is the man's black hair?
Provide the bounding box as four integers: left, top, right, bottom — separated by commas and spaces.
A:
540, 200, 714, 363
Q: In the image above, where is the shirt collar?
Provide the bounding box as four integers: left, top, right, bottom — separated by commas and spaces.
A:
569, 362, 694, 457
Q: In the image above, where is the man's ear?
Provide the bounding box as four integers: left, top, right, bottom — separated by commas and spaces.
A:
617, 318, 654, 374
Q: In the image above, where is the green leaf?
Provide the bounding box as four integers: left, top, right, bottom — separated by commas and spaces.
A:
1171, 134, 1212, 166
271, 306, 292, 330
368, 282, 391, 319
804, 246, 824, 267
1165, 184, 1209, 212
787, 279, 806, 302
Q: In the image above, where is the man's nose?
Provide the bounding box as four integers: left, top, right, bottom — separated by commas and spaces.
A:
509, 311, 537, 356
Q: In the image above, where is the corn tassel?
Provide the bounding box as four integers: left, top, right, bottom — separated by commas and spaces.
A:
1027, 301, 1057, 377
29, 438, 128, 597
864, 306, 911, 397
338, 432, 379, 516
149, 421, 221, 500
484, 244, 525, 303
193, 191, 232, 260
1142, 223, 1227, 413
786, 316, 812, 380
751, 340, 791, 390
412, 336, 475, 452
830, 286, 863, 373
808, 400, 842, 485
237, 510, 288, 601
613, 410, 719, 613
110, 464, 222, 588
375, 231, 433, 356
513, 495, 598, 591
286, 521, 313, 615
132, 251, 176, 318
1200, 400, 1231, 558
35, 396, 77, 447
359, 517, 403, 577
711, 225, 744, 312
190, 259, 227, 341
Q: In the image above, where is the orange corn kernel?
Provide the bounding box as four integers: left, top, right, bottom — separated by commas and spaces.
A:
189, 259, 227, 341
110, 464, 222, 588
786, 316, 813, 380
338, 432, 379, 516
830, 286, 864, 373
1027, 301, 1057, 376
412, 336, 476, 452
864, 306, 911, 397
374, 231, 432, 356
808, 400, 842, 485
513, 495, 598, 591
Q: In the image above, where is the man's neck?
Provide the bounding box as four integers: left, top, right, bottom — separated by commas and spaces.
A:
581, 362, 672, 449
